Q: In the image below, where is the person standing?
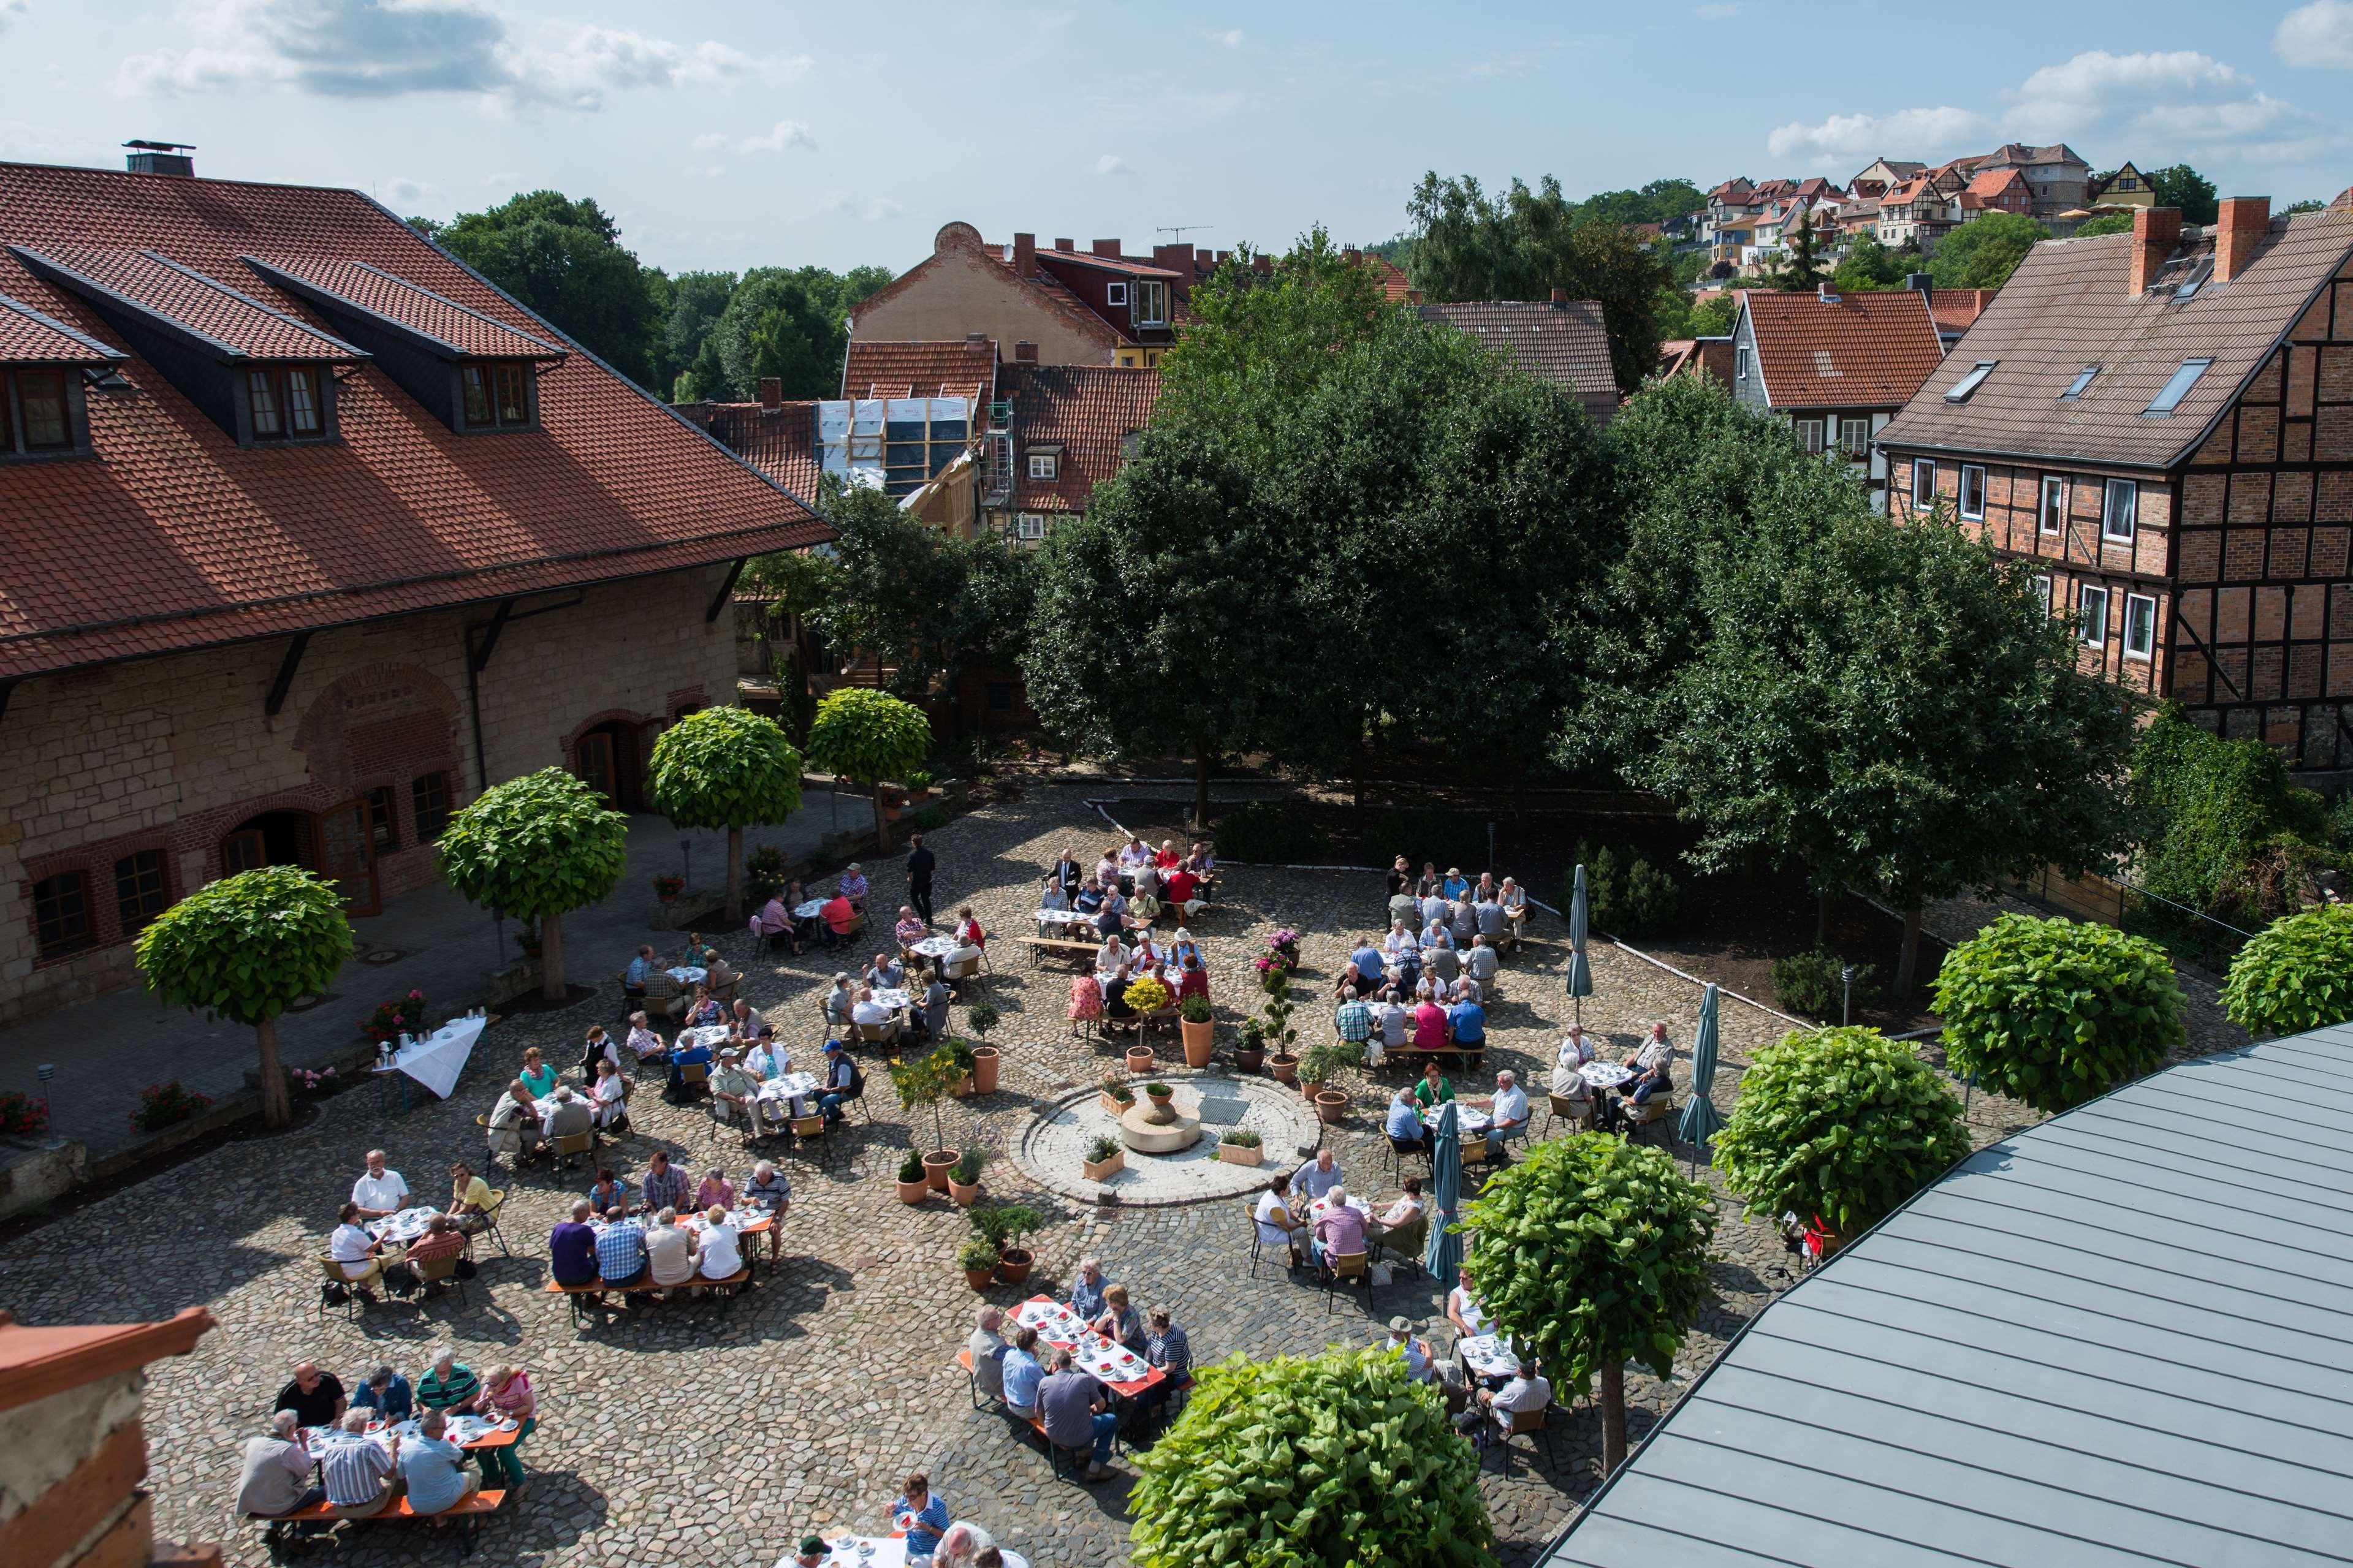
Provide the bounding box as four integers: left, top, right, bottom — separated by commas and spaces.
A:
905, 831, 937, 925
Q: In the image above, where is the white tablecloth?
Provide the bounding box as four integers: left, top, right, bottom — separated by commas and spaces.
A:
367, 1206, 439, 1244
869, 988, 910, 1012
667, 966, 707, 985
677, 1025, 732, 1052
1581, 1062, 1633, 1089
1307, 1194, 1373, 1225
1459, 1333, 1522, 1379
908, 935, 959, 958
372, 1017, 485, 1099
1035, 908, 1094, 931
794, 899, 827, 919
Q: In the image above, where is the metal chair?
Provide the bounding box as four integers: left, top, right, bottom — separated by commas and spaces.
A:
1482, 1403, 1559, 1472
549, 1128, 596, 1171
1323, 1249, 1374, 1316
856, 1021, 902, 1049
477, 1189, 512, 1257
1543, 1093, 1596, 1139
1622, 1091, 1677, 1146
944, 953, 988, 996
411, 1249, 468, 1308
708, 1089, 758, 1149
316, 1255, 385, 1320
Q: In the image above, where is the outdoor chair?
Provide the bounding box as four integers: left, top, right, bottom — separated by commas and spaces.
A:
549, 1128, 596, 1171
1375, 1213, 1428, 1278
675, 1061, 710, 1098
1388, 1132, 1430, 1182
856, 1020, 902, 1048
411, 1250, 468, 1307
709, 1091, 758, 1149
1323, 1248, 1374, 1316
1458, 1132, 1494, 1170
788, 1111, 831, 1164
476, 1189, 512, 1257
1481, 1403, 1559, 1472
1244, 1202, 1299, 1278
1621, 1091, 1676, 1146
1543, 1093, 1597, 1138
317, 1254, 386, 1320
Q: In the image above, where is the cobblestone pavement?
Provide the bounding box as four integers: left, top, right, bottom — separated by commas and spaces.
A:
1, 786, 2047, 1568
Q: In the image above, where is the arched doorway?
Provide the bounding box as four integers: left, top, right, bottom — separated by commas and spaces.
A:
222, 810, 314, 874
575, 719, 645, 811
221, 802, 380, 916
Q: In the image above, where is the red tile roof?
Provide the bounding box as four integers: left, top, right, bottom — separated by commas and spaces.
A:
1739, 287, 1946, 409
679, 400, 824, 501
1362, 252, 1415, 303
0, 160, 827, 679
842, 338, 996, 401
1419, 299, 1619, 419
1000, 363, 1159, 513
1925, 287, 1994, 336
1965, 168, 2028, 201
0, 289, 123, 362
13, 243, 364, 360
242, 256, 566, 359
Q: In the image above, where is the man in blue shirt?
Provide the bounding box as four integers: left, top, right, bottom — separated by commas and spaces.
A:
595, 1208, 647, 1286
398, 1410, 479, 1514
1385, 1088, 1431, 1155
1449, 996, 1487, 1051
1334, 988, 1372, 1053
1350, 941, 1386, 992
1067, 1256, 1110, 1320
666, 1034, 713, 1095
1001, 1326, 1046, 1417
623, 945, 655, 1000
1442, 868, 1469, 901
351, 1365, 412, 1423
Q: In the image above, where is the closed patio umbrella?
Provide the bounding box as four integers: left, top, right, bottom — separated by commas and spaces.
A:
1565, 863, 1594, 1026
1424, 1099, 1464, 1282
1677, 982, 1726, 1164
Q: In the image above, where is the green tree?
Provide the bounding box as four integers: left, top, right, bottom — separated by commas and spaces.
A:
661, 269, 739, 402
1577, 177, 1706, 227
1129, 1346, 1496, 1568
701, 265, 895, 401
2148, 164, 2219, 225
134, 867, 354, 1128
437, 768, 630, 1002
1933, 913, 2188, 1113
646, 707, 805, 922
802, 687, 932, 852
431, 191, 661, 387
1685, 290, 1738, 337
1461, 1134, 1716, 1472
1711, 1026, 1971, 1235
1928, 212, 2050, 290
1830, 232, 1909, 291
2221, 903, 2353, 1037
2130, 703, 2328, 923
2070, 212, 2137, 237
1768, 207, 1827, 290
2286, 198, 2328, 216
741, 548, 846, 743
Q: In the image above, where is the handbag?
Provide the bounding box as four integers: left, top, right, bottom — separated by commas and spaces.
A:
455, 1256, 479, 1279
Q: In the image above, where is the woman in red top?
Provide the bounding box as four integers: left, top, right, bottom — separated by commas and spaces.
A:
1175, 955, 1210, 1003
1412, 998, 1449, 1052
954, 906, 986, 949
1154, 838, 1182, 871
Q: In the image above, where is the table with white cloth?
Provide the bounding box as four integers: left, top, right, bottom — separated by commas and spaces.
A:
754, 1071, 821, 1122
370, 1015, 487, 1111
1013, 1297, 1165, 1398
1581, 1061, 1633, 1090
1306, 1193, 1373, 1226
675, 1024, 733, 1053
366, 1206, 440, 1246
867, 988, 911, 1013
907, 934, 959, 960
783, 1541, 1027, 1568
794, 899, 827, 920
302, 1412, 517, 1458
1457, 1332, 1522, 1382
1036, 907, 1095, 931
666, 966, 707, 986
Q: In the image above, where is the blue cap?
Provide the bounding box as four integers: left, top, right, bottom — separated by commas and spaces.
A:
823, 1039, 842, 1052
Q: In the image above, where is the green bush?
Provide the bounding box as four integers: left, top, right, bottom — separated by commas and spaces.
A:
1932, 913, 2187, 1113
910, 802, 951, 831
1710, 1026, 1970, 1233
2221, 903, 2353, 1037
1770, 947, 1879, 1019
1570, 840, 1682, 941
2132, 704, 2329, 923
1367, 806, 1489, 874
1214, 800, 1327, 863
1128, 1346, 1496, 1568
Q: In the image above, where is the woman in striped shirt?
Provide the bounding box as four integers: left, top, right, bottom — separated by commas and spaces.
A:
477, 1364, 536, 1495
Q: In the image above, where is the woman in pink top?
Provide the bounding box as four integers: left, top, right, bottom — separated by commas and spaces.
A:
1412, 999, 1448, 1051
477, 1364, 536, 1493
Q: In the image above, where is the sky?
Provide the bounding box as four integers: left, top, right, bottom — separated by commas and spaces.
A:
5, 1, 2353, 278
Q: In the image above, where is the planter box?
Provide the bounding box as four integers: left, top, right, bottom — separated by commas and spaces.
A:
1082, 1151, 1125, 1183
0, 1136, 88, 1219
1099, 1092, 1136, 1116
1215, 1142, 1263, 1167
647, 892, 720, 933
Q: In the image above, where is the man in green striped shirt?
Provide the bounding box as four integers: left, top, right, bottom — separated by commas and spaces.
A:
417, 1348, 480, 1413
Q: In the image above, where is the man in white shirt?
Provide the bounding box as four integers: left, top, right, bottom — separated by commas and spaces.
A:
351, 1151, 408, 1219
329, 1202, 384, 1287
1383, 1316, 1436, 1383
693, 1208, 743, 1279
1490, 1070, 1530, 1152
1458, 1359, 1552, 1437
850, 986, 899, 1039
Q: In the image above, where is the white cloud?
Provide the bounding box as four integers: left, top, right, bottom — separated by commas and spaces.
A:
2009, 50, 2332, 160
1218, 28, 1242, 46
0, 0, 31, 31
825, 193, 903, 222
112, 1, 793, 111
2277, 1, 2353, 68
0, 119, 115, 165
1766, 105, 1985, 161
1094, 153, 1127, 175
383, 175, 432, 205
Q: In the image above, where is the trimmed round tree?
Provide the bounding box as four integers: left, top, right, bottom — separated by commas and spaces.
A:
438, 767, 629, 1002
802, 687, 930, 853
646, 706, 804, 922
1932, 912, 2186, 1113
134, 866, 353, 1128
1461, 1134, 1716, 1475
2222, 903, 2353, 1038
1711, 1026, 1971, 1238
1130, 1344, 1494, 1568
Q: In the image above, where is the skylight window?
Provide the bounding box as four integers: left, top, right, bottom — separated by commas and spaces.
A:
2059, 366, 2099, 400
2144, 358, 2213, 416
1944, 360, 1996, 402
2173, 259, 2214, 301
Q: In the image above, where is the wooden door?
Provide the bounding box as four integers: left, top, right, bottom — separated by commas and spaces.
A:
316, 797, 381, 917
222, 829, 267, 874
578, 731, 617, 804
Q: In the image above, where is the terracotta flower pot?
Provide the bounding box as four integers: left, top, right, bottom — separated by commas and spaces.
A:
1082, 1149, 1125, 1182
1125, 1046, 1156, 1075
995, 1248, 1035, 1285
970, 1045, 1000, 1094
1100, 1091, 1135, 1116
1314, 1088, 1348, 1124
1234, 1047, 1264, 1075
950, 1075, 976, 1098
948, 1176, 981, 1206
922, 1149, 959, 1192
895, 1175, 929, 1205
1217, 1141, 1263, 1165
1146, 1089, 1174, 1112
1299, 1076, 1323, 1101
1270, 1053, 1299, 1086
1180, 1017, 1214, 1067
963, 1265, 997, 1292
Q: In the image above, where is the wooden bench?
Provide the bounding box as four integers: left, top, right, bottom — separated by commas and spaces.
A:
543, 1267, 751, 1325
257, 1489, 506, 1556
954, 1348, 1108, 1479
1016, 935, 1098, 968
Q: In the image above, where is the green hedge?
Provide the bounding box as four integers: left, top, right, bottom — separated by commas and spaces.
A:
1932, 912, 2186, 1113
2221, 903, 2353, 1037
1568, 840, 1682, 941
2131, 703, 2328, 923
1770, 947, 1879, 1020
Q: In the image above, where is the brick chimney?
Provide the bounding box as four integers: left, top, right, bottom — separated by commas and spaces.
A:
758, 377, 781, 411
1091, 238, 1122, 258
1013, 232, 1035, 278
1252, 254, 1272, 275
2215, 196, 2271, 283
1344, 248, 1363, 266
965, 332, 988, 346
1013, 341, 1038, 362
2129, 206, 2182, 295
1550, 287, 1567, 308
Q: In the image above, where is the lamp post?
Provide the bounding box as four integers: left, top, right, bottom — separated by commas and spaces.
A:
680, 836, 693, 895
1840, 965, 1855, 1027
36, 1061, 53, 1124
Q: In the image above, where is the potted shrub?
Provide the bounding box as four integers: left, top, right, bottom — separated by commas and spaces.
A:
941, 1037, 978, 1098
1100, 1076, 1136, 1116
948, 1147, 987, 1207
1125, 973, 1174, 1017
130, 1080, 211, 1133
652, 872, 685, 904
1301, 1042, 1357, 1105
1258, 953, 1300, 1083
1268, 1050, 1299, 1086
895, 1149, 929, 1205
0, 1089, 49, 1137
967, 1002, 1002, 1094
1216, 1127, 1263, 1165
1266, 927, 1302, 965
957, 1237, 1000, 1292
889, 1042, 965, 1190
1179, 993, 1215, 1067
1234, 1017, 1266, 1076
905, 768, 936, 806
1144, 1081, 1174, 1112
976, 1202, 1043, 1285
1082, 1134, 1125, 1183
1125, 1043, 1157, 1075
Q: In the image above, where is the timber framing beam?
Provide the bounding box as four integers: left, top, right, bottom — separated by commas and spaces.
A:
264, 633, 310, 718
707, 558, 747, 624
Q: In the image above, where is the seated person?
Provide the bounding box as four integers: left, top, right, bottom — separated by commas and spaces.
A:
485, 1079, 542, 1161
623, 945, 656, 1001
350, 1150, 409, 1221
640, 1149, 690, 1214
1423, 938, 1462, 987
1290, 1148, 1344, 1204
416, 1349, 481, 1413
625, 1012, 667, 1067
587, 1167, 628, 1218
1475, 896, 1508, 945
1130, 933, 1163, 972
1253, 1175, 1308, 1268
1092, 1283, 1146, 1350
967, 1306, 1009, 1400
755, 892, 792, 947
1067, 1256, 1111, 1320
1456, 1357, 1551, 1438
823, 975, 859, 1028
397, 1409, 480, 1517
865, 953, 905, 992
1385, 1316, 1437, 1384
921, 968, 951, 1040
785, 879, 821, 949
1310, 1186, 1368, 1267
517, 1047, 559, 1102
1489, 1069, 1530, 1147
666, 1032, 715, 1094
1499, 876, 1527, 922
402, 1214, 466, 1286
682, 986, 724, 1029
1420, 890, 1451, 933
1549, 1054, 1594, 1113
1039, 876, 1071, 918
1073, 881, 1106, 915
549, 1199, 599, 1287
275, 1360, 348, 1427
850, 985, 900, 1038
1375, 990, 1410, 1055
1350, 939, 1388, 993
1385, 1088, 1430, 1156
709, 1050, 759, 1132
680, 931, 720, 970
821, 890, 857, 948
1128, 888, 1163, 928
1447, 1265, 1489, 1337
1175, 954, 1210, 1003
952, 907, 986, 950
1095, 933, 1130, 974
693, 1206, 744, 1279
1335, 986, 1374, 1056
1412, 998, 1450, 1053
595, 1206, 647, 1286
1442, 866, 1469, 901
705, 952, 738, 996
1375, 1176, 1427, 1237
1448, 994, 1488, 1053
744, 1161, 791, 1216
234, 1412, 321, 1519
352, 1364, 414, 1423
1449, 897, 1479, 951
1464, 935, 1501, 984
945, 934, 986, 997
695, 1165, 736, 1211
1155, 838, 1183, 871
644, 1208, 696, 1287
1188, 841, 1216, 875
445, 1162, 496, 1235
328, 1202, 384, 1292
895, 906, 927, 948
1101, 965, 1138, 1020
541, 1086, 594, 1145
1602, 1024, 1674, 1130
838, 863, 870, 911
818, 1039, 858, 1123
589, 1059, 628, 1130
1453, 975, 1484, 1007
1414, 1061, 1455, 1111
1164, 865, 1204, 916
742, 1034, 783, 1081
1000, 1326, 1046, 1418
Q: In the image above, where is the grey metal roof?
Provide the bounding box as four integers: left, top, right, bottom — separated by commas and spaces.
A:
1541, 1024, 2353, 1568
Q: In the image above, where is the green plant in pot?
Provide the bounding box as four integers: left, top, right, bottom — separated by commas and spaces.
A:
895, 1147, 928, 1205
1299, 1040, 1358, 1094
1083, 1133, 1125, 1181
888, 1040, 966, 1187
1234, 1016, 1266, 1074
966, 1001, 1003, 1093
1216, 1126, 1263, 1165
948, 1146, 987, 1206
973, 1201, 1043, 1283
956, 1237, 1000, 1292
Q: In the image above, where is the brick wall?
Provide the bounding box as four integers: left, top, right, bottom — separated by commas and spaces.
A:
0, 564, 736, 1026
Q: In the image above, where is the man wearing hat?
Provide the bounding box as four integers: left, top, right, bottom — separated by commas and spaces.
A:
789, 1534, 830, 1566
1383, 1316, 1436, 1383
817, 1039, 857, 1124
709, 1048, 759, 1137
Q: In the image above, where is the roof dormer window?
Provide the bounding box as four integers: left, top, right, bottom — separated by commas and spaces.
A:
1944, 360, 1996, 402
246, 365, 326, 441
458, 363, 536, 431
8, 368, 71, 452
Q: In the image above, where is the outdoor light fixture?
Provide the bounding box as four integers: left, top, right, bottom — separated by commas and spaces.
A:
1840, 966, 1856, 1027
36, 1061, 53, 1119
680, 835, 693, 891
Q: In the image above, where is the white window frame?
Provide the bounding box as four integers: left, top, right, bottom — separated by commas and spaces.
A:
1027, 452, 1059, 480
1959, 463, 1986, 520
1105, 282, 1128, 306
1841, 417, 1869, 456
2078, 584, 2110, 648
1735, 345, 1750, 384
2123, 593, 2156, 661
1910, 458, 1936, 509
1133, 279, 1168, 327
1796, 418, 1825, 454
2039, 475, 2065, 535
2034, 574, 2053, 616
2102, 478, 2137, 543
1015, 512, 1047, 540
1944, 360, 1996, 402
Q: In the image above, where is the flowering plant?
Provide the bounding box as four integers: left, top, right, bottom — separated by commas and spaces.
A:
0, 1089, 48, 1136
362, 989, 428, 1046
652, 873, 685, 899
130, 1080, 210, 1132
1125, 974, 1174, 1013
291, 1066, 337, 1095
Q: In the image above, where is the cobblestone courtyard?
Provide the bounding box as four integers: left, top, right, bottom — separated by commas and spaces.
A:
0, 786, 2058, 1567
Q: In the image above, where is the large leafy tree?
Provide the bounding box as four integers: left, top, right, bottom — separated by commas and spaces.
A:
429, 191, 662, 387
1643, 493, 2136, 993
438, 768, 630, 1001
1933, 913, 2187, 1112
1461, 1134, 1717, 1472
135, 867, 354, 1128
1831, 232, 1909, 292
1711, 1026, 1971, 1235
1928, 211, 2050, 290
662, 269, 739, 402
2070, 211, 2137, 238
1406, 172, 1673, 391
2220, 904, 2353, 1038
1767, 208, 1827, 290
1128, 1346, 1495, 1568
802, 687, 932, 852
2129, 703, 2328, 923
740, 547, 846, 743
2147, 164, 2219, 225
701, 264, 894, 401
647, 708, 805, 922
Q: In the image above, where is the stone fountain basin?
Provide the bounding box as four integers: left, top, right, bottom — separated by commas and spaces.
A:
1117, 1086, 1204, 1154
